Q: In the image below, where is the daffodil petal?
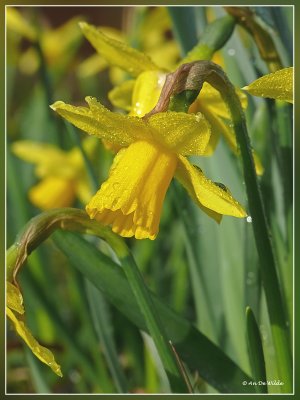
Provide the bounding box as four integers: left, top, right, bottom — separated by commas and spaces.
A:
12, 140, 85, 179
7, 282, 24, 315
149, 41, 180, 71
77, 53, 109, 78
243, 67, 293, 103
29, 177, 75, 210
51, 97, 150, 147
79, 22, 158, 77
42, 17, 82, 66
108, 79, 135, 111
148, 112, 211, 156
6, 7, 37, 41
6, 307, 62, 377
176, 155, 247, 218
196, 82, 248, 119
199, 105, 264, 175
130, 70, 166, 117
11, 141, 67, 169
86, 140, 177, 240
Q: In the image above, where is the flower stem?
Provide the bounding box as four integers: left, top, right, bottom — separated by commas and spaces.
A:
8, 208, 190, 393
221, 72, 292, 392
153, 60, 292, 392
225, 7, 283, 73
191, 61, 292, 391
119, 253, 191, 393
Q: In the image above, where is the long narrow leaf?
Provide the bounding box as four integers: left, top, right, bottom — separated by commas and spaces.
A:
52, 230, 255, 393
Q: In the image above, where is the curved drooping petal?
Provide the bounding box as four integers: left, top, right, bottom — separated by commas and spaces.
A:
86, 140, 177, 240
242, 67, 293, 103
29, 177, 76, 210
175, 155, 247, 219
6, 282, 62, 377
79, 22, 158, 77
51, 97, 151, 147
7, 282, 25, 315
6, 307, 62, 377
148, 111, 211, 156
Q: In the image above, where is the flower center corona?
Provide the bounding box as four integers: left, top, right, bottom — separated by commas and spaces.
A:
86, 140, 178, 239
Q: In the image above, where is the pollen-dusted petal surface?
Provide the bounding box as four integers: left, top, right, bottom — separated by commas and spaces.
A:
79, 22, 158, 77
148, 111, 211, 156
86, 140, 177, 240
51, 97, 150, 147
6, 307, 62, 377
243, 67, 293, 103
175, 155, 247, 218
130, 70, 166, 117
29, 177, 75, 210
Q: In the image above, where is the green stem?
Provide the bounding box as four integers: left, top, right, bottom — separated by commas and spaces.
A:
163, 60, 292, 392
225, 7, 283, 73
179, 15, 236, 64
210, 66, 292, 392
119, 253, 190, 393
85, 279, 128, 392
7, 208, 188, 393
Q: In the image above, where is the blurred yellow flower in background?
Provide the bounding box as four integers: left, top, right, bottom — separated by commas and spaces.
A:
6, 7, 82, 76
77, 7, 180, 83
51, 97, 246, 240
11, 138, 97, 210
79, 21, 263, 175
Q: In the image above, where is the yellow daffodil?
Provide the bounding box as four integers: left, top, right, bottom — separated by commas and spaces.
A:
6, 281, 62, 377
51, 97, 246, 240
6, 7, 82, 75
243, 67, 293, 103
78, 7, 180, 82
80, 22, 263, 175
11, 138, 96, 210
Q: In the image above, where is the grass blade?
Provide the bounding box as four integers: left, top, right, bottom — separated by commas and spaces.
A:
85, 279, 128, 393
246, 307, 267, 393
53, 230, 256, 393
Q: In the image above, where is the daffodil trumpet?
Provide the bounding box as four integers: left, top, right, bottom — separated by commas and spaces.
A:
51, 88, 246, 240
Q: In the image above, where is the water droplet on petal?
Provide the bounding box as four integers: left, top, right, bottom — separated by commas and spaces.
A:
112, 197, 120, 208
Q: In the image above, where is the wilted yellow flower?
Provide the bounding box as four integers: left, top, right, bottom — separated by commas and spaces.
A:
243, 67, 293, 103
11, 138, 96, 210
80, 22, 263, 175
51, 97, 246, 240
6, 281, 62, 377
